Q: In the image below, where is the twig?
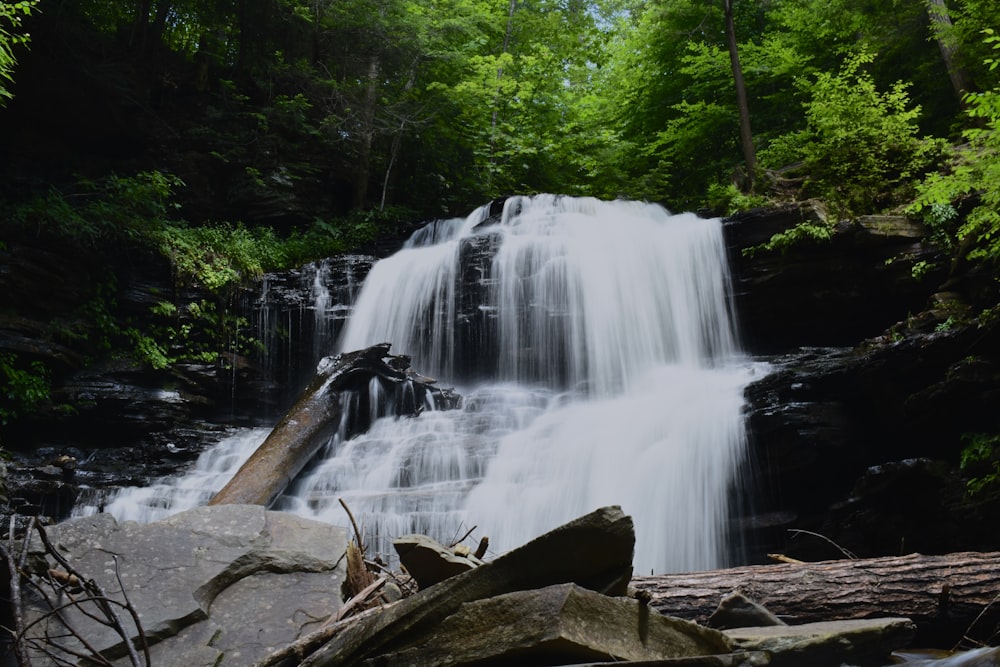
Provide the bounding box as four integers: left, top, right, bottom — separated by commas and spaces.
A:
955, 590, 1000, 651
250, 604, 385, 667
365, 558, 418, 597
787, 529, 857, 560
3, 516, 34, 667
767, 553, 806, 565
329, 575, 388, 625
448, 525, 477, 548
0, 518, 150, 667
32, 597, 114, 665
33, 523, 147, 666
338, 498, 365, 553
109, 554, 151, 666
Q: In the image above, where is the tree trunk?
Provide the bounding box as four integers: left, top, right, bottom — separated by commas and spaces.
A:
632, 551, 1000, 646
210, 345, 397, 507
485, 0, 518, 192
380, 58, 420, 211
723, 0, 757, 189
235, 0, 249, 75
149, 0, 172, 48
209, 344, 458, 508
925, 0, 970, 103
353, 53, 381, 209
131, 0, 153, 51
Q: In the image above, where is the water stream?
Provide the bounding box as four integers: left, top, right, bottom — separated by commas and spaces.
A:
78, 195, 761, 574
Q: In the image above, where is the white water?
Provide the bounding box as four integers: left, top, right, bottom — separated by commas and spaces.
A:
83, 195, 758, 574
76, 427, 272, 523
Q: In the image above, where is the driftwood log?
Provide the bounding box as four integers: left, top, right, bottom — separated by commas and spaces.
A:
632, 551, 1000, 647
210, 344, 458, 507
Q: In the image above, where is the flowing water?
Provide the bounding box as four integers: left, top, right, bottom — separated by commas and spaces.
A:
79, 195, 760, 574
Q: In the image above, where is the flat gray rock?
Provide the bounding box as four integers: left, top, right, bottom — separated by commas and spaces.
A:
393, 533, 483, 589
374, 582, 733, 666
24, 505, 348, 665
724, 617, 916, 667
708, 591, 786, 630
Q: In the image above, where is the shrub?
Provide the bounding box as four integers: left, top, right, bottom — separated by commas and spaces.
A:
911, 32, 1000, 264
705, 183, 769, 216
960, 432, 1000, 497
152, 223, 287, 293
761, 52, 943, 216
0, 352, 49, 426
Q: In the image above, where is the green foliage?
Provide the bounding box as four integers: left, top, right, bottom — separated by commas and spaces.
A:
911, 259, 934, 281
0, 352, 49, 426
743, 220, 834, 258
126, 299, 254, 369
152, 223, 286, 293
3, 169, 397, 378
0, 0, 36, 105
125, 328, 172, 370
705, 183, 769, 216
960, 432, 1000, 497
759, 52, 940, 216
907, 203, 960, 281
11, 171, 185, 246
921, 203, 961, 253
911, 30, 1000, 264
935, 316, 957, 332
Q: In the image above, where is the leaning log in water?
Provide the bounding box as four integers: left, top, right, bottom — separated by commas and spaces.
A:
209, 343, 460, 507
631, 551, 1000, 646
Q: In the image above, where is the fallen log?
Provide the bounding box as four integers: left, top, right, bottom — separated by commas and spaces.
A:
209, 344, 459, 507
631, 551, 1000, 647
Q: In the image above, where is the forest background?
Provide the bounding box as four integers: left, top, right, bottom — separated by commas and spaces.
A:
0, 0, 999, 442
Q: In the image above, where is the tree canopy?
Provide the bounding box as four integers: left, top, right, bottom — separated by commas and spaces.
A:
1, 0, 998, 246
3, 0, 1000, 445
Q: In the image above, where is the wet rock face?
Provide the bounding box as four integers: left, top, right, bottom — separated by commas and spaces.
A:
242, 254, 377, 409
0, 238, 381, 520
454, 230, 504, 381
739, 320, 1000, 562
726, 204, 1000, 562
723, 204, 944, 354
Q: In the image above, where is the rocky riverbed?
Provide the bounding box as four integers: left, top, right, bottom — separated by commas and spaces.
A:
11, 504, 976, 667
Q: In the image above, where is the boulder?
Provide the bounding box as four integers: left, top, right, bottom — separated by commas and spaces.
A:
724, 617, 916, 667
708, 591, 786, 630
373, 582, 733, 666
21, 505, 348, 666
300, 505, 635, 667
393, 534, 483, 589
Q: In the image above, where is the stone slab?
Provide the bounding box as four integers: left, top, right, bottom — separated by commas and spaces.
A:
374, 582, 732, 666
302, 505, 636, 666
24, 505, 347, 665
724, 617, 916, 667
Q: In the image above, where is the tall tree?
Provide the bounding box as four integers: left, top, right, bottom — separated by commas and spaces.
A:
724, 0, 757, 188
925, 0, 971, 102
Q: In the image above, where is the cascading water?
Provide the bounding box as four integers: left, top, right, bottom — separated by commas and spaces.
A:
284, 194, 757, 573
82, 195, 758, 575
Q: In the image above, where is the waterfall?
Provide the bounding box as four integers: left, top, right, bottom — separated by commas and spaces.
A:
288, 195, 756, 573
85, 195, 757, 575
